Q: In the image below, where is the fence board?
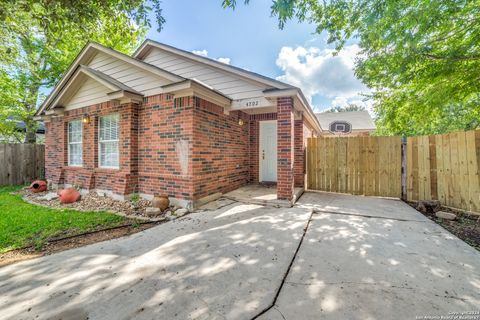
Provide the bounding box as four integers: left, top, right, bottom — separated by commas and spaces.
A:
307, 136, 402, 198
0, 144, 45, 186
406, 129, 480, 214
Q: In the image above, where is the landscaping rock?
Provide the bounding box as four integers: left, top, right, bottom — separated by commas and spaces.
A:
165, 211, 176, 220
175, 208, 189, 217
417, 200, 441, 213
145, 207, 161, 217
435, 211, 457, 220
21, 189, 153, 220
38, 192, 59, 201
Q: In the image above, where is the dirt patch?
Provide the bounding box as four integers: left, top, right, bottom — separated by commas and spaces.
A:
408, 202, 480, 251
0, 222, 160, 267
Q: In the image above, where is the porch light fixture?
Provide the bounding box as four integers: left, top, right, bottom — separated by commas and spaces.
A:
82, 113, 91, 124
238, 118, 245, 126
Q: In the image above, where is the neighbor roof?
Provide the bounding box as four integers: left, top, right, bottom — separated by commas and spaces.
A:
316, 111, 376, 131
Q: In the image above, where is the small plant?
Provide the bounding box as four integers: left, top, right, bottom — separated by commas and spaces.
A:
130, 193, 140, 206
72, 184, 81, 191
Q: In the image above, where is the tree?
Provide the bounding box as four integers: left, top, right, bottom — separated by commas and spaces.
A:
0, 0, 166, 143
223, 0, 480, 135
325, 104, 365, 113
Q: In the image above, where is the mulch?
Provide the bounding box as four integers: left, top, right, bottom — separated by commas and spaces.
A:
408, 202, 480, 251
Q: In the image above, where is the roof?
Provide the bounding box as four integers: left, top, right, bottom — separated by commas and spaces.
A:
316, 111, 376, 131
36, 40, 322, 132
133, 39, 295, 90
15, 121, 45, 134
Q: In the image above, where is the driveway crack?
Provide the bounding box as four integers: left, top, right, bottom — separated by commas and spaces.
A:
250, 209, 314, 320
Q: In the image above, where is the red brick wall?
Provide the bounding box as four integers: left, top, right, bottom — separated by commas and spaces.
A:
45, 101, 139, 195
248, 113, 277, 183
44, 93, 305, 203
192, 97, 250, 199
277, 97, 295, 200
137, 94, 195, 199
294, 120, 304, 188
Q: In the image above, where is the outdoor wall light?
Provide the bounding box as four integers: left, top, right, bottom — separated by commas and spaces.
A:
238, 118, 245, 126
82, 113, 91, 124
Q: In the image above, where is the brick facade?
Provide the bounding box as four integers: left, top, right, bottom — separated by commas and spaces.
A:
45, 94, 309, 205
277, 97, 295, 200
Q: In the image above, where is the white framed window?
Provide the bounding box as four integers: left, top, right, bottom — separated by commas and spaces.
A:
68, 120, 83, 166
335, 123, 346, 132
99, 114, 120, 168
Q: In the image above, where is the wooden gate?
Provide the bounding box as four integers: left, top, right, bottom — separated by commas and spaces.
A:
307, 136, 402, 197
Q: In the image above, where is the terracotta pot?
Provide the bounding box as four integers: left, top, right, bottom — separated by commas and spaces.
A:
29, 180, 48, 193
152, 194, 170, 211
58, 188, 81, 204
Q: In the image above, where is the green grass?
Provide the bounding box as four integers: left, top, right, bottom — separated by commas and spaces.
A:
0, 186, 131, 253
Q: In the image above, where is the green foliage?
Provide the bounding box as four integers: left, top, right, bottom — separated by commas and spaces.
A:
130, 192, 140, 206
325, 104, 365, 113
0, 186, 129, 252
0, 0, 165, 142
224, 0, 480, 136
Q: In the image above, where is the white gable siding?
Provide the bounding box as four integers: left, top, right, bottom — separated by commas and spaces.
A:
142, 48, 271, 100
65, 77, 111, 110
87, 52, 171, 96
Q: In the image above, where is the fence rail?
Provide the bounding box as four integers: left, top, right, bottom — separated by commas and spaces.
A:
307, 136, 402, 198
407, 130, 480, 213
0, 144, 45, 186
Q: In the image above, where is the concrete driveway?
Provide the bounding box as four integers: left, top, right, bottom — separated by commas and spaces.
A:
260, 192, 480, 320
1, 192, 479, 320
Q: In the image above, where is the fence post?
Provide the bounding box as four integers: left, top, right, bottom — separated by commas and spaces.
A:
401, 136, 407, 201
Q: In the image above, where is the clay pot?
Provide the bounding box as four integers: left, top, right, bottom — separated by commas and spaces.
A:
152, 194, 170, 211
29, 180, 48, 193
58, 188, 81, 204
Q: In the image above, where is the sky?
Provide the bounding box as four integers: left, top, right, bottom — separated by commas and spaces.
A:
146, 0, 370, 112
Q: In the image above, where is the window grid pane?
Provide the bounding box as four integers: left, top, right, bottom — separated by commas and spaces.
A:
68, 120, 82, 166
99, 114, 119, 168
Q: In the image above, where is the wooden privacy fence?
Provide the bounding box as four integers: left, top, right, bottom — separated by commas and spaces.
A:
407, 130, 480, 213
307, 136, 402, 198
0, 144, 45, 185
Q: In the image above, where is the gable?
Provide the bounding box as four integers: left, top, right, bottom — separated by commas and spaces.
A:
138, 47, 282, 100
37, 42, 184, 115
62, 76, 112, 110
87, 52, 172, 96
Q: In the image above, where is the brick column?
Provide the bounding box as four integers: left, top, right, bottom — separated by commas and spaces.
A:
277, 97, 295, 200
117, 102, 139, 195
45, 117, 65, 187
294, 119, 305, 188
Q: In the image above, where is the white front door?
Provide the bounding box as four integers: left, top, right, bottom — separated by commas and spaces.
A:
259, 120, 277, 182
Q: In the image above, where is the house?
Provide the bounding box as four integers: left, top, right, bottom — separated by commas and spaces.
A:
316, 110, 375, 136
35, 40, 321, 209
0, 121, 45, 143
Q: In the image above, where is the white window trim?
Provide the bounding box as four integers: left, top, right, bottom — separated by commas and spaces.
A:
98, 114, 120, 169
68, 120, 83, 167
335, 123, 346, 132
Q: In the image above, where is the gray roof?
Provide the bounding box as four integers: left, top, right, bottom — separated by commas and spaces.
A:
316, 111, 376, 131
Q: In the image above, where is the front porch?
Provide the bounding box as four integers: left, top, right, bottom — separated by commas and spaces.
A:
223, 184, 304, 207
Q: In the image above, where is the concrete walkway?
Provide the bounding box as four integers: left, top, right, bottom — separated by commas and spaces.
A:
259, 192, 480, 320
0, 204, 311, 320
1, 192, 479, 320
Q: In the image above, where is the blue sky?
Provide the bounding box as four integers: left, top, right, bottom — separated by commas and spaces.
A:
146, 0, 370, 112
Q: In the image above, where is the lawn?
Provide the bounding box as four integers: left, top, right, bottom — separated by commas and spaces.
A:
0, 186, 132, 253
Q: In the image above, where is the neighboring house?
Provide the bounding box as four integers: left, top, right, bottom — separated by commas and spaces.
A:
0, 121, 45, 143
316, 111, 376, 136
35, 40, 321, 209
